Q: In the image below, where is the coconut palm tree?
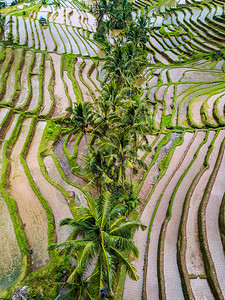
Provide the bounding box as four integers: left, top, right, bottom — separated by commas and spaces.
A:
0, 13, 5, 39
63, 102, 96, 149
103, 43, 147, 86
94, 0, 108, 30
0, 1, 6, 9
49, 194, 146, 299
78, 147, 113, 193
123, 19, 150, 49
96, 130, 134, 189
118, 97, 152, 148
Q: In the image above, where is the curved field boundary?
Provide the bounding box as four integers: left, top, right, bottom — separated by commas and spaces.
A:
15, 50, 35, 109
198, 136, 225, 299
26, 121, 73, 243
137, 134, 167, 199
42, 25, 56, 52
124, 132, 193, 299
49, 53, 70, 118
205, 136, 225, 296
0, 115, 29, 298
41, 57, 54, 116
142, 132, 195, 299
142, 132, 194, 299
0, 115, 23, 295
1, 48, 22, 105
177, 130, 219, 299
6, 117, 49, 271
0, 47, 14, 100
25, 18, 34, 48
158, 131, 207, 299
214, 94, 225, 125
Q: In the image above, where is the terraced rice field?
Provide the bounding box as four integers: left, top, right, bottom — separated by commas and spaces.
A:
1, 0, 225, 298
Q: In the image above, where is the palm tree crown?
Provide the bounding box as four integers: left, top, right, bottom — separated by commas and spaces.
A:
49, 194, 146, 299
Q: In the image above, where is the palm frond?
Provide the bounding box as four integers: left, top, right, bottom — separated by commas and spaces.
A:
110, 221, 146, 237
110, 246, 139, 281
48, 239, 89, 251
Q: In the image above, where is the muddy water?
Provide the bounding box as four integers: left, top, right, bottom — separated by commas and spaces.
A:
41, 59, 52, 115
27, 75, 39, 111
33, 52, 42, 74
0, 48, 12, 86
49, 23, 64, 53
164, 132, 213, 300
25, 19, 34, 48
11, 16, 17, 43
82, 59, 100, 98
44, 155, 87, 207
27, 122, 72, 243
90, 65, 101, 90
2, 48, 22, 104
70, 28, 88, 56
186, 131, 224, 277
0, 108, 9, 126
8, 118, 49, 271
74, 57, 93, 102
18, 17, 26, 45
55, 24, 71, 53
54, 137, 88, 187
42, 26, 55, 52
35, 21, 46, 51
0, 114, 21, 290
50, 53, 70, 117
30, 20, 39, 49
16, 51, 34, 108
66, 26, 80, 54
63, 70, 77, 103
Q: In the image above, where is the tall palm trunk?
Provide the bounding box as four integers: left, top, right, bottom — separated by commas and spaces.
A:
130, 167, 133, 191
84, 133, 90, 156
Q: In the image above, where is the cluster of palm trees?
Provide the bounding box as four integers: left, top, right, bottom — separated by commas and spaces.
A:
63, 43, 151, 199
51, 27, 151, 299
93, 0, 132, 41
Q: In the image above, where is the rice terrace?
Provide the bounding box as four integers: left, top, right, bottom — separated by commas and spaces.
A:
1, 0, 225, 298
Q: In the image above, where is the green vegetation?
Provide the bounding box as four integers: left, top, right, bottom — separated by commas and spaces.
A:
2, 0, 225, 299
49, 194, 146, 299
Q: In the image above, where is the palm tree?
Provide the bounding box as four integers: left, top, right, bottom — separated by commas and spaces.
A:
102, 43, 147, 86
49, 194, 146, 299
0, 1, 6, 9
96, 130, 135, 189
94, 0, 108, 28
107, 0, 132, 30
0, 13, 5, 39
123, 19, 150, 49
78, 147, 113, 193
89, 81, 123, 136
119, 97, 152, 148
63, 102, 96, 150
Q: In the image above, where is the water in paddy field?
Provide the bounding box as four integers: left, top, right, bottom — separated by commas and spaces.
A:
3, 0, 13, 6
